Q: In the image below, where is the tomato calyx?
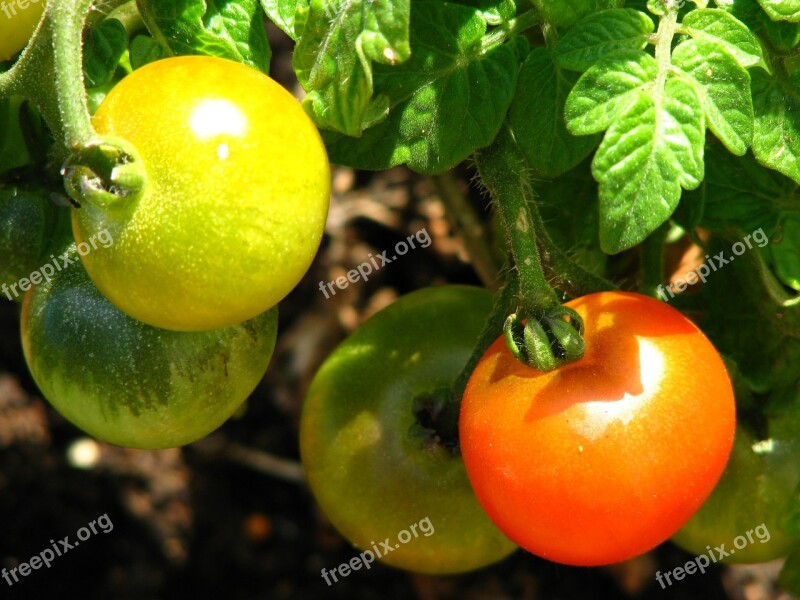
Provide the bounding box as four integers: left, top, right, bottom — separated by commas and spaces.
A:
62, 135, 146, 208
411, 388, 461, 455
503, 304, 585, 371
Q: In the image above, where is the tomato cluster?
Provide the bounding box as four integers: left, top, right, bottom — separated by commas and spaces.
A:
301, 288, 737, 571
2, 2, 790, 584
3, 55, 330, 449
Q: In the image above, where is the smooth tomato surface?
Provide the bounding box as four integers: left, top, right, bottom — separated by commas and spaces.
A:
301, 286, 517, 574
75, 56, 330, 331
0, 0, 43, 61
21, 244, 278, 449
672, 420, 800, 563
460, 291, 735, 566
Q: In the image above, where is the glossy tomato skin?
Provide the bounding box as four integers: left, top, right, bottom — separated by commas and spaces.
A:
75, 56, 330, 332
301, 286, 517, 574
460, 291, 736, 566
21, 245, 278, 449
672, 419, 800, 563
0, 0, 43, 61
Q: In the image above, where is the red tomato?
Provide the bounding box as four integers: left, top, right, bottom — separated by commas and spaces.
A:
459, 291, 735, 566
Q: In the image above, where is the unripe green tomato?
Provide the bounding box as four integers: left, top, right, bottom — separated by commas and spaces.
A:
301, 286, 517, 574
21, 245, 279, 449
0, 185, 61, 301
0, 0, 44, 61
672, 420, 800, 563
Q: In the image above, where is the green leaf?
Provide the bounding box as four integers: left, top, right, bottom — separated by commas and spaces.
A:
451, 0, 517, 24
759, 11, 800, 51
683, 144, 794, 235
773, 216, 800, 290
531, 0, 624, 27
752, 70, 800, 183
129, 35, 168, 70
565, 50, 658, 135
83, 19, 128, 88
536, 160, 608, 276
672, 38, 753, 155
681, 8, 766, 68
137, 0, 271, 72
293, 0, 410, 137
323, 1, 519, 174
556, 9, 654, 72
592, 78, 705, 253
261, 0, 307, 39
716, 0, 764, 29
757, 0, 800, 22
509, 49, 599, 178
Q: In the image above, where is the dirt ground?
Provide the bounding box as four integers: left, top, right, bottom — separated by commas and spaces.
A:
0, 23, 796, 600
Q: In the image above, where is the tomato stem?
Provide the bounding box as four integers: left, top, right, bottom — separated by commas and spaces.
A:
474, 125, 588, 370
475, 125, 558, 314
0, 0, 145, 206
480, 9, 541, 54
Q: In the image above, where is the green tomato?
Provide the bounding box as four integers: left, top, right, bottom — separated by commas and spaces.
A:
0, 185, 62, 301
21, 245, 278, 449
300, 286, 517, 575
73, 55, 330, 332
0, 0, 43, 62
671, 419, 800, 563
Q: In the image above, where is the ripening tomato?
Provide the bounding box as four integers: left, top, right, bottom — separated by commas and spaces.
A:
74, 56, 330, 332
460, 291, 736, 566
301, 286, 517, 574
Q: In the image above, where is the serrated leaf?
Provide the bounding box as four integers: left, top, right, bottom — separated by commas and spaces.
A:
532, 0, 624, 27
565, 50, 657, 135
137, 0, 271, 72
509, 49, 599, 178
293, 0, 410, 136
261, 0, 306, 39
757, 0, 800, 22
592, 78, 705, 253
752, 70, 800, 183
682, 8, 765, 68
556, 9, 654, 72
323, 1, 518, 174
451, 0, 516, 24
673, 38, 753, 155
83, 19, 128, 88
